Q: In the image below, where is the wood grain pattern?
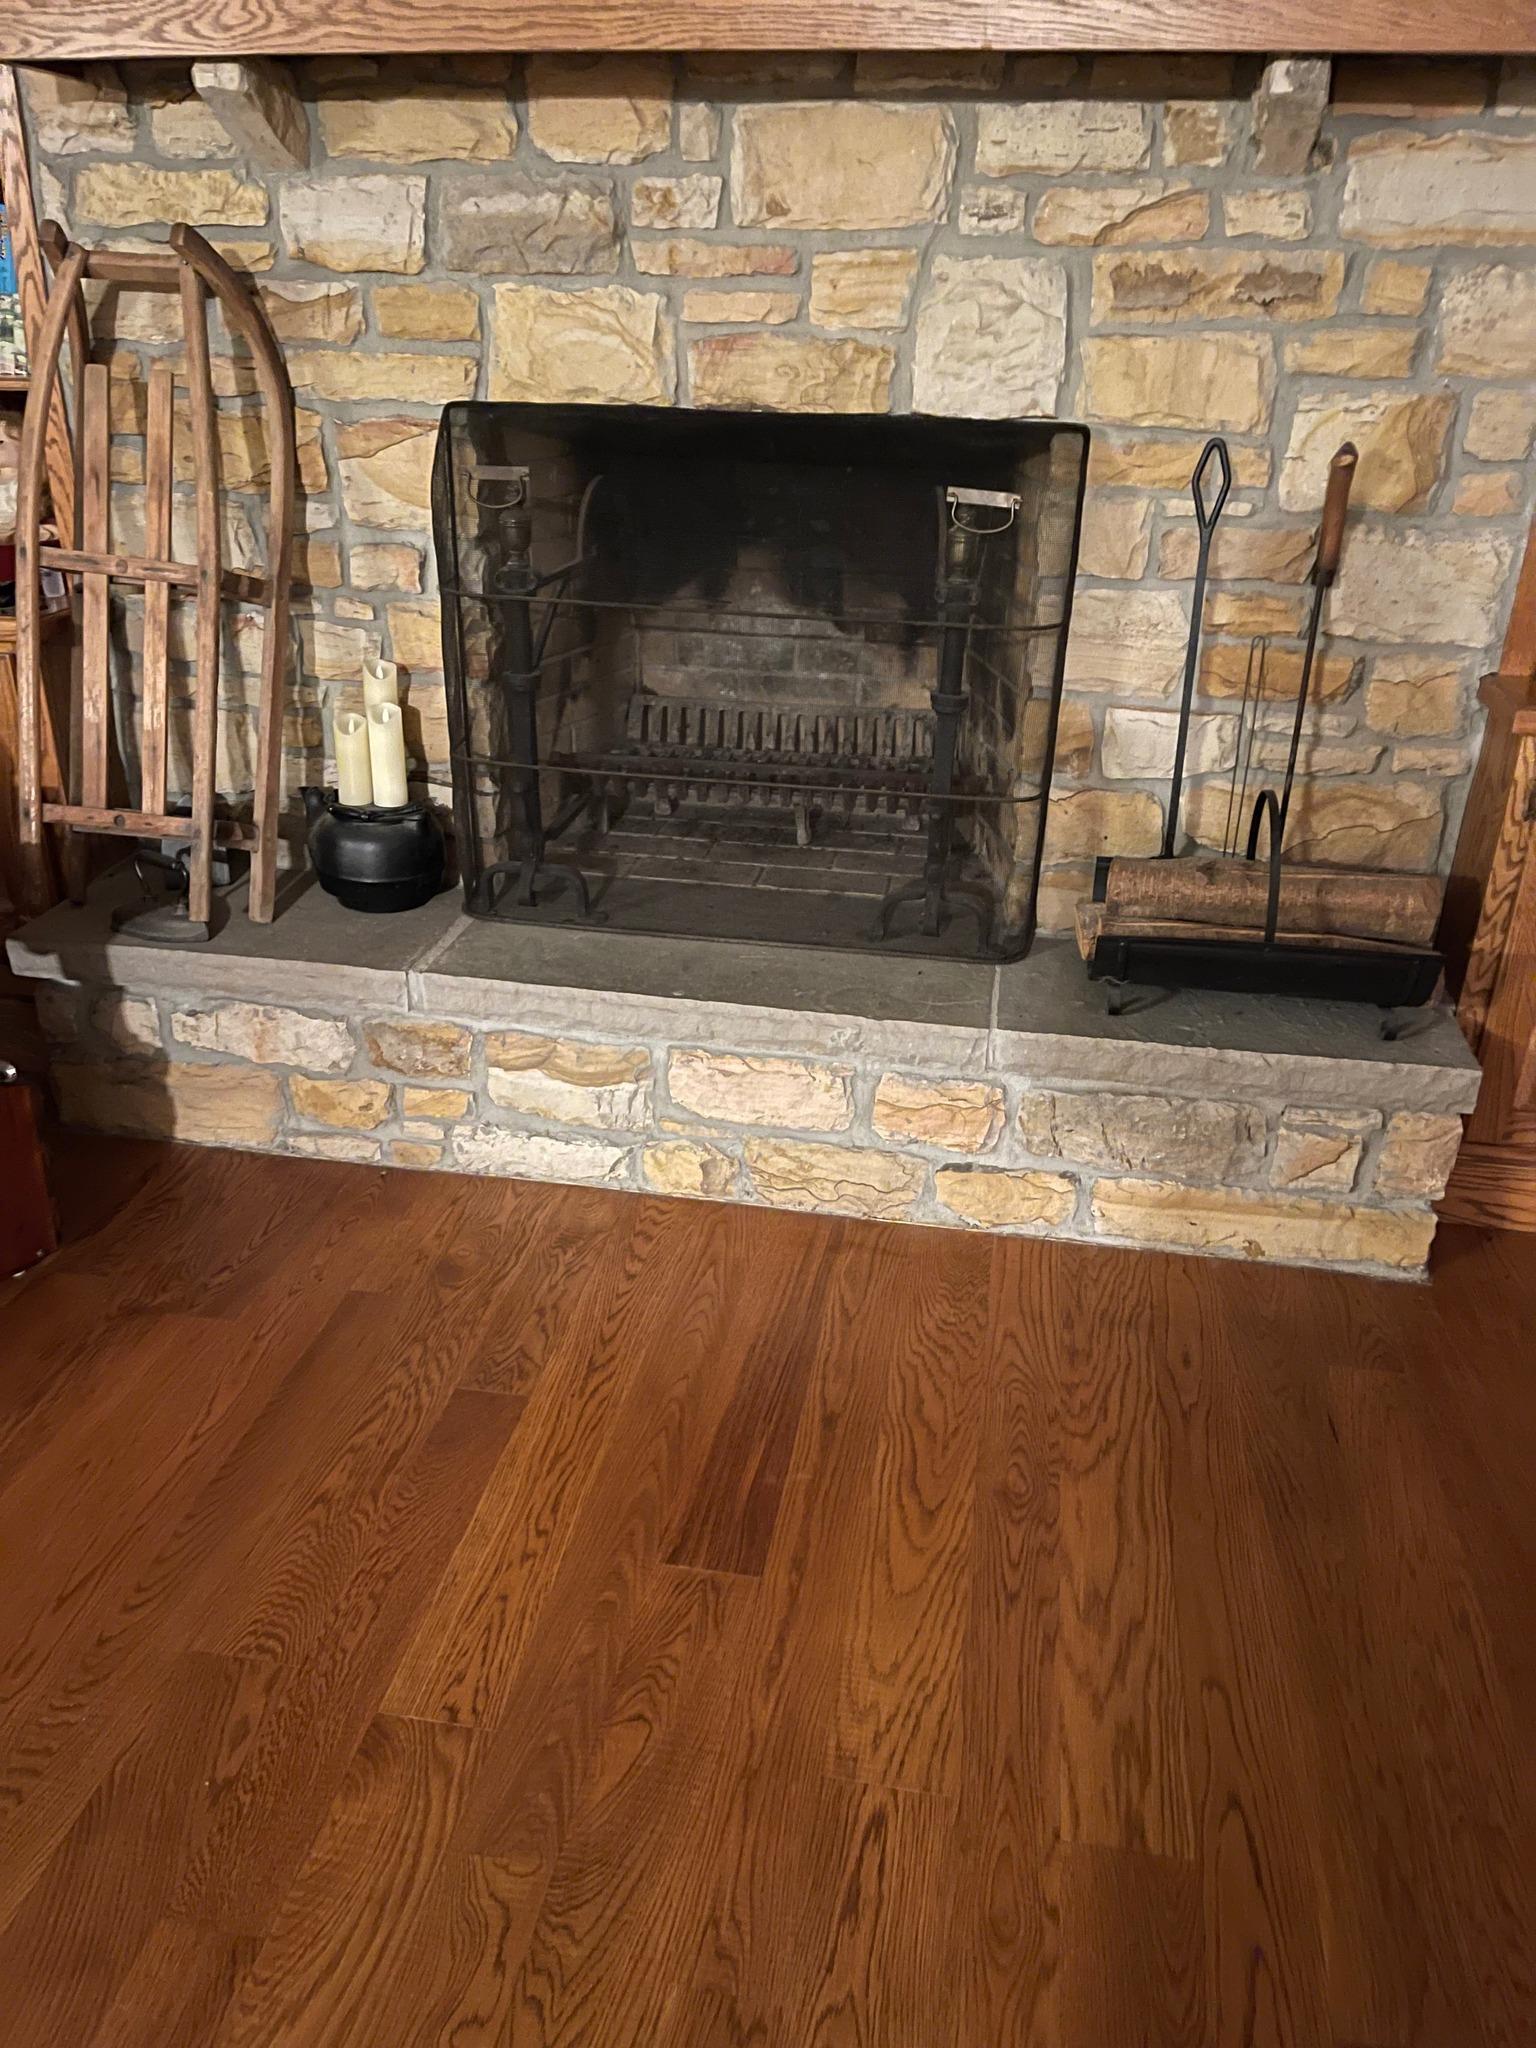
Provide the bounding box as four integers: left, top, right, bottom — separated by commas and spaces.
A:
3, 0, 1534, 59
0, 1135, 1531, 2045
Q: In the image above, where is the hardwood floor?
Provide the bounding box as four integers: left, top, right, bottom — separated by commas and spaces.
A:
0, 1134, 1531, 2047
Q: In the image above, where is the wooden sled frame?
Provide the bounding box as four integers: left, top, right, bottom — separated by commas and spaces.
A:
14, 222, 296, 927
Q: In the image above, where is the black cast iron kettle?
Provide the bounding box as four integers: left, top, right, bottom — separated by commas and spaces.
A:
300, 786, 447, 914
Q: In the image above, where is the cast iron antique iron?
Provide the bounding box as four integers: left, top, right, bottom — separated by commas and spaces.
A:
433, 404, 1087, 962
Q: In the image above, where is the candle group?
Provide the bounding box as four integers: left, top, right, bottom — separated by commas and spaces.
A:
335, 658, 410, 809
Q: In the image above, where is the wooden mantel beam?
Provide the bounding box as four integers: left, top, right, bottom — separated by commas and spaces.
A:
3, 0, 1535, 60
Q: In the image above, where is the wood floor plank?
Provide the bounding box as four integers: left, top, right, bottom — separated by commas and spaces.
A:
1058, 1841, 1205, 2048
85, 1918, 259, 2048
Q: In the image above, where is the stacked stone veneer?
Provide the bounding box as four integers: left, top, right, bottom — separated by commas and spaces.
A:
19, 53, 1536, 929
30, 970, 1468, 1274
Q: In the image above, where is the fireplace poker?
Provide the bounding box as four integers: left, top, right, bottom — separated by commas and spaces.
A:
1160, 435, 1232, 859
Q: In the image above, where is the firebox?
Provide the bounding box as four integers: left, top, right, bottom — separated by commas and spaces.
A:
433, 403, 1087, 961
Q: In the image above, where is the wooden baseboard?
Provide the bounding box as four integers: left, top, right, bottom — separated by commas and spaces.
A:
1438, 1141, 1536, 1232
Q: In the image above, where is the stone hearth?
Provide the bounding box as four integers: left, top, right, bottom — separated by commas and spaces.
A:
9, 872, 1481, 1277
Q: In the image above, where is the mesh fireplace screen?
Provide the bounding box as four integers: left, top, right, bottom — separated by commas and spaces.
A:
432, 403, 1088, 961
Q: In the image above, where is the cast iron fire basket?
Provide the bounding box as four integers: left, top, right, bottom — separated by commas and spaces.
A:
433, 404, 1088, 962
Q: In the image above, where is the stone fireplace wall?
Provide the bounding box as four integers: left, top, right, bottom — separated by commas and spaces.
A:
18, 53, 1536, 929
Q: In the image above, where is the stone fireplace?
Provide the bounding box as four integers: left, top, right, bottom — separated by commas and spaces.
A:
7, 50, 1524, 1272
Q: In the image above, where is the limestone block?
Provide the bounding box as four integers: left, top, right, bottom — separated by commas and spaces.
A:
1159, 523, 1316, 583
1076, 496, 1152, 580
633, 239, 797, 279
281, 175, 425, 273
1205, 591, 1307, 636
372, 284, 480, 341
337, 419, 435, 531
1341, 132, 1536, 246
1251, 58, 1330, 176
1033, 183, 1208, 245
733, 102, 954, 229
1281, 329, 1417, 379
912, 255, 1066, 418
743, 1139, 923, 1221
1090, 1179, 1434, 1271
1280, 390, 1454, 514
289, 1134, 381, 1162
1020, 1087, 1264, 1182
1270, 1110, 1377, 1193
350, 543, 423, 592
1187, 780, 1443, 868
933, 1167, 1076, 1229
54, 1062, 284, 1146
453, 1123, 631, 1184
809, 250, 919, 331
74, 165, 267, 228
1437, 266, 1536, 377
669, 1049, 852, 1131
525, 54, 671, 165
1198, 642, 1358, 705
1375, 1111, 1465, 1198
1088, 437, 1269, 491
20, 64, 135, 154
677, 103, 721, 161
1391, 741, 1474, 777
1102, 707, 1237, 781
490, 284, 673, 406
1081, 335, 1275, 432
171, 1001, 354, 1070
1063, 587, 1191, 697
958, 186, 1032, 236
148, 85, 237, 160
90, 994, 161, 1055
1464, 390, 1536, 462
1091, 249, 1344, 326
643, 1140, 738, 1198
258, 283, 364, 345
1221, 189, 1311, 241
1164, 103, 1235, 169
318, 82, 516, 161
298, 618, 379, 682
386, 601, 443, 673
439, 174, 619, 275
289, 351, 475, 404
871, 1075, 1005, 1153
1252, 737, 1383, 778
1366, 656, 1468, 738
1360, 258, 1432, 316
975, 101, 1151, 176
1453, 471, 1522, 518
690, 334, 893, 414
1331, 528, 1513, 647
631, 175, 722, 230
290, 1076, 392, 1130
485, 1033, 651, 1129
1042, 788, 1163, 861
363, 1018, 471, 1077
397, 1089, 468, 1122
191, 58, 308, 170
681, 290, 798, 326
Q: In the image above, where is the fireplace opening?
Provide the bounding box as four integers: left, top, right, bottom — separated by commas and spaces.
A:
433, 403, 1088, 961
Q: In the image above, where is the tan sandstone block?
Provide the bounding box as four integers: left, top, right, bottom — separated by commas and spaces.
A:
1063, 587, 1191, 696
290, 1075, 392, 1130
733, 101, 954, 229
1092, 249, 1344, 326
171, 1001, 353, 1070
633, 239, 798, 279
1341, 132, 1536, 246
298, 618, 379, 682
1193, 780, 1442, 868
1033, 183, 1209, 245
1088, 436, 1269, 491
453, 1124, 630, 1184
400, 1087, 472, 1120
1372, 651, 1469, 737
290, 1134, 382, 1164
384, 601, 443, 673
744, 1139, 923, 1221
372, 284, 480, 341
976, 100, 1150, 176
1082, 335, 1275, 433
89, 994, 160, 1055
872, 1075, 1005, 1154
1332, 58, 1490, 117
681, 290, 798, 326
258, 282, 365, 345
855, 52, 1007, 91
912, 255, 1066, 418
318, 82, 516, 161
281, 174, 425, 273
1453, 471, 1522, 517
74, 165, 267, 228
525, 54, 671, 165
631, 175, 722, 230
669, 1050, 852, 1131
287, 351, 475, 404
1091, 1179, 1434, 1271
958, 185, 1032, 236
337, 418, 435, 531
295, 539, 343, 590
439, 174, 620, 275
350, 543, 423, 592
54, 1062, 283, 1146
1020, 1086, 1264, 1182
690, 334, 893, 414
809, 250, 919, 331
491, 284, 673, 406
1464, 390, 1536, 462
1046, 703, 1097, 780
643, 1140, 738, 1198
391, 1141, 443, 1168
1280, 390, 1454, 514
1282, 328, 1418, 379
364, 1019, 471, 1078
1102, 707, 1237, 781
1199, 643, 1358, 706
1376, 1111, 1464, 1198
1042, 788, 1163, 862
1222, 189, 1311, 241
1331, 528, 1513, 647
1206, 591, 1307, 636
1077, 495, 1153, 580
934, 1167, 1076, 1230
1164, 103, 1235, 169
1270, 1110, 1377, 1193
486, 1033, 651, 1129
1360, 258, 1432, 316
1160, 523, 1319, 584
148, 85, 237, 160
677, 103, 721, 160
21, 63, 135, 154
1437, 266, 1536, 377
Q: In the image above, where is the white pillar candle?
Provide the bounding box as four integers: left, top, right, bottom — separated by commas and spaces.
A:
362, 656, 400, 710
335, 709, 373, 808
367, 700, 410, 809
